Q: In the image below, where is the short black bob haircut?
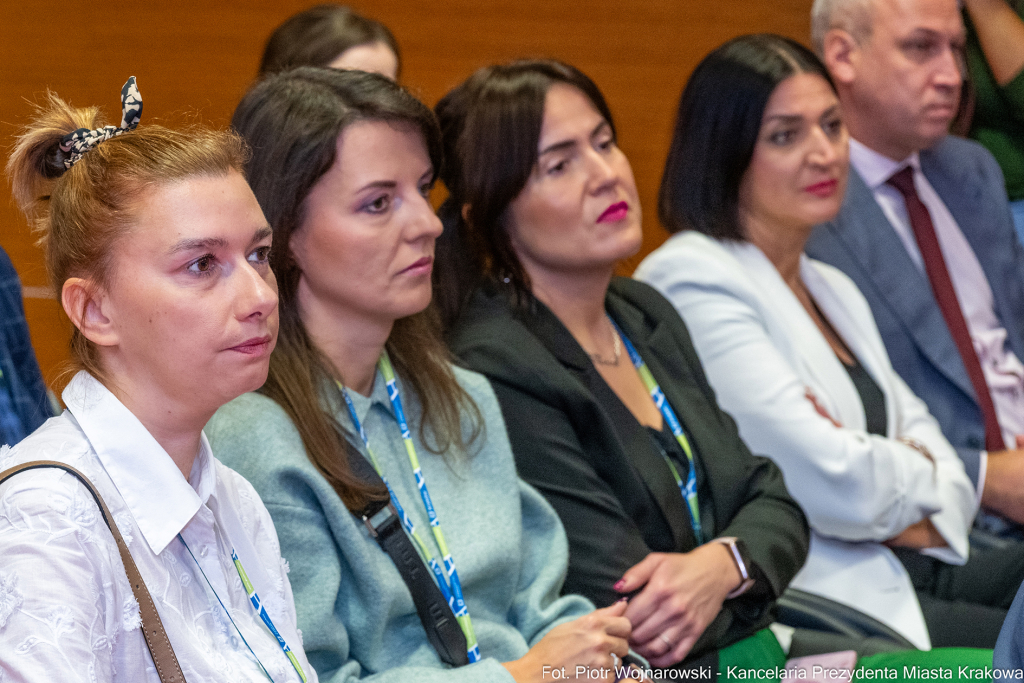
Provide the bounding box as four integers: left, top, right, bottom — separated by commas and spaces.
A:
658, 34, 835, 240
433, 59, 615, 328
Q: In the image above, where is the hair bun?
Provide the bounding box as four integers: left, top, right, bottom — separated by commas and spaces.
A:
41, 140, 72, 179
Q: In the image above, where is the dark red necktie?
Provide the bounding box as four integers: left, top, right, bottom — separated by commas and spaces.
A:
887, 166, 1006, 452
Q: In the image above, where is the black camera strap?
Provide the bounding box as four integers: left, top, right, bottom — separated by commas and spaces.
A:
350, 452, 469, 667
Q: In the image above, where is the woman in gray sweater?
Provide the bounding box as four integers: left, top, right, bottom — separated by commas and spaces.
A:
206, 67, 631, 683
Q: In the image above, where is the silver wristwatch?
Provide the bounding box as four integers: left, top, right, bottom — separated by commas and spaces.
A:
713, 536, 755, 598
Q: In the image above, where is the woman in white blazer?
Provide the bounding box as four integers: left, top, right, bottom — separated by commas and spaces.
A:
636, 34, 1022, 651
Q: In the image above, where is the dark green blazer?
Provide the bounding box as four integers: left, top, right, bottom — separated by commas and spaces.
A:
449, 277, 809, 662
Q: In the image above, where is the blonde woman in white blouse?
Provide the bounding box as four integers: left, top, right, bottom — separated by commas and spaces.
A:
0, 83, 317, 682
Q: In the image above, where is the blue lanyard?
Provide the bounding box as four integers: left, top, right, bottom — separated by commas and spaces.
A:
178, 534, 308, 682
609, 320, 704, 545
339, 352, 480, 663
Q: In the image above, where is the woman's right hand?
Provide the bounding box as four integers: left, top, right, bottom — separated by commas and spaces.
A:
502, 600, 632, 683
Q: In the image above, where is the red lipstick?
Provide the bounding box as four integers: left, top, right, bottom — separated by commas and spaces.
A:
228, 335, 272, 356
597, 201, 629, 223
805, 179, 839, 198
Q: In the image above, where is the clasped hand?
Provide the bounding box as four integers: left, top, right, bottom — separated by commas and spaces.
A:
614, 545, 742, 667
502, 600, 632, 682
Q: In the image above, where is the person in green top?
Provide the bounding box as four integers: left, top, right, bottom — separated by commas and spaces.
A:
964, 0, 1024, 241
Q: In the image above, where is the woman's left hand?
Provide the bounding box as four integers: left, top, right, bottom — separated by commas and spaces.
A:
614, 544, 742, 667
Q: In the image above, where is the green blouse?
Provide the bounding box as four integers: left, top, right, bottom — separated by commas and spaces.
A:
966, 3, 1024, 201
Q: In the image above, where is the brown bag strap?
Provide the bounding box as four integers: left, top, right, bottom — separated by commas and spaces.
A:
0, 460, 187, 683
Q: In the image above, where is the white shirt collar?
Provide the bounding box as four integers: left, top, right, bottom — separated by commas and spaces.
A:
62, 371, 217, 554
849, 137, 922, 190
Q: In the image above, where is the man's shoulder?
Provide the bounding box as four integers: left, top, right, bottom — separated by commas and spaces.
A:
927, 134, 993, 162
922, 135, 1004, 186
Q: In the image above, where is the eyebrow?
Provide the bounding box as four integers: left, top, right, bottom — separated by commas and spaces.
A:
538, 120, 612, 157
902, 27, 967, 44
168, 225, 273, 254
764, 114, 803, 125
250, 226, 273, 246
903, 28, 947, 39
169, 236, 228, 254
354, 166, 435, 194
764, 105, 841, 124
355, 180, 397, 193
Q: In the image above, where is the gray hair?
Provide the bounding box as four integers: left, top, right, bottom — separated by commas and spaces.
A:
810, 0, 874, 55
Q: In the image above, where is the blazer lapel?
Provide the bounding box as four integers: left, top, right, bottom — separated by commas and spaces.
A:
828, 168, 975, 399
923, 146, 1024, 368
600, 293, 696, 549
515, 298, 594, 373
725, 243, 862, 427
803, 261, 898, 437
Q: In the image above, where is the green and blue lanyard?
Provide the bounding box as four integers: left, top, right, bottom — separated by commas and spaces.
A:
609, 319, 704, 545
339, 352, 481, 663
178, 534, 308, 682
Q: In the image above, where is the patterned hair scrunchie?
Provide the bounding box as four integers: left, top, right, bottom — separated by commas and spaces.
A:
58, 76, 143, 169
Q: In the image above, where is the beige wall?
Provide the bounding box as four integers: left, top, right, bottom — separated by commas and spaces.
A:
0, 0, 814, 393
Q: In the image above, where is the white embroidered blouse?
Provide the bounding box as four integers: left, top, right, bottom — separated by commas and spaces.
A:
0, 372, 318, 683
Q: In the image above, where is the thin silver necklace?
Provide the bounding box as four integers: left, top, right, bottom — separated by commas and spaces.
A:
586, 315, 622, 367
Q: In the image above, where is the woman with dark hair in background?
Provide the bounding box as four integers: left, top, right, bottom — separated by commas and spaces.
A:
207, 66, 632, 683
0, 80, 315, 682
435, 58, 811, 671
259, 4, 400, 80
636, 33, 1022, 652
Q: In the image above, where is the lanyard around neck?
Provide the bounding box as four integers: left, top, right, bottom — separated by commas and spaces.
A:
609, 319, 704, 545
339, 352, 480, 663
178, 534, 308, 682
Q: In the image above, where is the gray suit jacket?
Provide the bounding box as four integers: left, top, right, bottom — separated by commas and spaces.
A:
805, 135, 1024, 486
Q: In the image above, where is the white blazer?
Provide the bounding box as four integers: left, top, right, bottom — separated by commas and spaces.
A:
635, 232, 977, 650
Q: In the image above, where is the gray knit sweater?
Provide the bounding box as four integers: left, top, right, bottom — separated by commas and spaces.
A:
206, 365, 592, 682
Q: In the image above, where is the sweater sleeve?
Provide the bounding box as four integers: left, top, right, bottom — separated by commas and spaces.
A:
207, 386, 588, 683
489, 378, 655, 610
259, 497, 519, 683
507, 479, 596, 646
465, 373, 596, 646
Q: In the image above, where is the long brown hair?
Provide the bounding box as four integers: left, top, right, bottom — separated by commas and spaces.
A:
232, 67, 480, 513
7, 90, 246, 384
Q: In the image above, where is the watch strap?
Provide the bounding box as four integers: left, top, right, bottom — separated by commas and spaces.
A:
713, 536, 755, 599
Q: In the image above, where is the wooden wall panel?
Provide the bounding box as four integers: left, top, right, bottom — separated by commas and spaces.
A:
0, 0, 813, 394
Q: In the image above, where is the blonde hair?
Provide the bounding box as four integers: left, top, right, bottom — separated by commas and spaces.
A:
6, 91, 248, 381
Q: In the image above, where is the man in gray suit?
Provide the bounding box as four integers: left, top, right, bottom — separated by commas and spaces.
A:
807, 0, 1024, 647
806, 0, 1024, 534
